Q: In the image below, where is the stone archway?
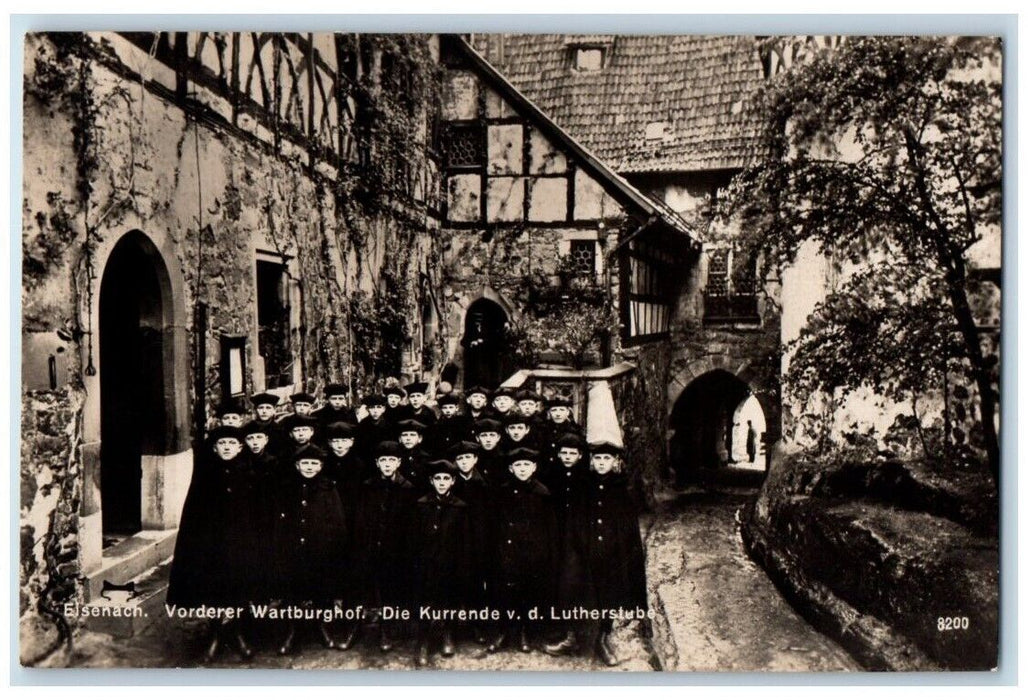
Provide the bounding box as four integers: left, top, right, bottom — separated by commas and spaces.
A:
461, 297, 513, 390
80, 228, 192, 575
668, 369, 752, 485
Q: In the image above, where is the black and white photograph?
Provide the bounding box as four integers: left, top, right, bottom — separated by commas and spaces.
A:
17, 25, 1004, 674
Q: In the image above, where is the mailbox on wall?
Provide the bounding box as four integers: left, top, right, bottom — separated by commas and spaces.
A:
23, 332, 71, 391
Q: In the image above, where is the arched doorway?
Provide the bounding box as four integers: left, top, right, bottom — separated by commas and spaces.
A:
730, 394, 767, 470
98, 232, 171, 539
461, 298, 512, 389
669, 369, 752, 486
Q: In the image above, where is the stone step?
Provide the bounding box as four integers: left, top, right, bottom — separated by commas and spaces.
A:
80, 559, 171, 638
85, 529, 177, 602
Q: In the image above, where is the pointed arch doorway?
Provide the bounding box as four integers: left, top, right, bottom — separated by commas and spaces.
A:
461, 297, 513, 389
98, 232, 173, 539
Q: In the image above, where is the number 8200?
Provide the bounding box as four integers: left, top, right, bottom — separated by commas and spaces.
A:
937, 616, 969, 631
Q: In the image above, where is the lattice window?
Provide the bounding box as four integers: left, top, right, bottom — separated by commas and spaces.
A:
703, 247, 759, 323
706, 249, 730, 297
621, 235, 677, 343
568, 240, 597, 275
441, 123, 483, 168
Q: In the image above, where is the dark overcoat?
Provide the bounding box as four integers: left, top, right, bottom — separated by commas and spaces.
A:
356, 416, 390, 463
324, 450, 369, 531
451, 470, 494, 604
475, 448, 508, 487
398, 446, 431, 491
490, 477, 557, 614
411, 493, 471, 610
352, 474, 417, 607
430, 415, 471, 457
538, 461, 587, 535
558, 471, 648, 612
167, 451, 264, 607
268, 471, 350, 604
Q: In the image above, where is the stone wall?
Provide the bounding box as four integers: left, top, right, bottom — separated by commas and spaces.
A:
20, 32, 441, 660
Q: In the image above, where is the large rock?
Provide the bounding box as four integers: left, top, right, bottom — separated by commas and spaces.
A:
744, 455, 998, 671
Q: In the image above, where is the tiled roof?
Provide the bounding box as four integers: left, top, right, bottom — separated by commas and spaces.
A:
454, 36, 698, 243
477, 34, 768, 174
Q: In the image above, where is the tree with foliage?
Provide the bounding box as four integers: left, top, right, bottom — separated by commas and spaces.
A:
724, 36, 1002, 481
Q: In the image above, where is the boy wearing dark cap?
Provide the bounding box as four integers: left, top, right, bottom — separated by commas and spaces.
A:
501, 413, 540, 455
539, 432, 588, 532
472, 417, 507, 486
464, 386, 493, 425
548, 442, 647, 666
395, 418, 431, 490
268, 444, 349, 654
356, 394, 389, 463
168, 425, 263, 663
488, 447, 557, 654
403, 381, 438, 427
217, 399, 246, 428
280, 414, 318, 462
490, 387, 516, 420
314, 383, 357, 440
351, 441, 417, 653
411, 459, 470, 666
449, 441, 493, 641
323, 421, 368, 526
382, 385, 407, 427
250, 392, 284, 455
277, 392, 317, 446
431, 393, 468, 456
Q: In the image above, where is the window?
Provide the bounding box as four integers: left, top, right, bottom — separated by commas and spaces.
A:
703, 247, 759, 324
440, 122, 484, 169
573, 47, 605, 72
620, 234, 679, 344
568, 240, 597, 275
256, 258, 294, 389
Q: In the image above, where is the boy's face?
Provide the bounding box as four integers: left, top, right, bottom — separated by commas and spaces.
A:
245, 433, 269, 454
221, 413, 243, 428
328, 395, 347, 410
548, 406, 570, 423
509, 460, 537, 481
440, 403, 458, 418
255, 404, 276, 421
329, 437, 354, 456
517, 400, 536, 416
477, 432, 500, 450
557, 447, 582, 468
291, 426, 314, 444
386, 394, 401, 408
294, 402, 313, 416
376, 455, 401, 477
368, 404, 386, 419
398, 431, 421, 449
408, 392, 426, 409
467, 394, 486, 410
493, 396, 514, 413
591, 453, 618, 475
431, 473, 454, 496
455, 453, 478, 474
506, 423, 529, 441
296, 458, 323, 479
213, 437, 243, 460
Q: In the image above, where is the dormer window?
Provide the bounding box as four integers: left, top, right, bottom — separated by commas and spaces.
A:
565, 35, 614, 73
573, 46, 605, 72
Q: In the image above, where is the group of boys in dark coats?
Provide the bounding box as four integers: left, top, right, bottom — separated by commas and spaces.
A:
167, 381, 647, 667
